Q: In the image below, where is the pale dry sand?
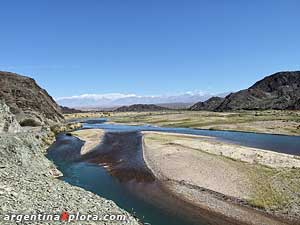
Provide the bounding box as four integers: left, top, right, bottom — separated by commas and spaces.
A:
144, 131, 300, 168
142, 131, 299, 225
71, 129, 104, 155
143, 132, 252, 198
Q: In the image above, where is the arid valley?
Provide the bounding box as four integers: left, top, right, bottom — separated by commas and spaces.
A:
1, 2, 300, 224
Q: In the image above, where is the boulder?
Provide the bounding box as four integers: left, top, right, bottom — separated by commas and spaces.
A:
0, 101, 21, 133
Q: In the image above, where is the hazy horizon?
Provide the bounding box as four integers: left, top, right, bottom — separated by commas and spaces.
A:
56, 91, 231, 108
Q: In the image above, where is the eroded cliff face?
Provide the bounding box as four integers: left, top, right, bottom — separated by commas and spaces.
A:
0, 71, 64, 125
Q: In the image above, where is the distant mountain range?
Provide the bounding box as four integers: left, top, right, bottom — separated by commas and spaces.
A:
58, 71, 300, 111
190, 71, 300, 111
1, 70, 299, 117
114, 104, 168, 112
57, 92, 228, 109
60, 106, 83, 114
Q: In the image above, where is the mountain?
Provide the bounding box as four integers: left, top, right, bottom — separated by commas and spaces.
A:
218, 71, 300, 110
157, 102, 193, 109
56, 92, 218, 108
0, 71, 64, 125
190, 97, 224, 111
114, 104, 169, 112
60, 106, 83, 114
191, 71, 300, 111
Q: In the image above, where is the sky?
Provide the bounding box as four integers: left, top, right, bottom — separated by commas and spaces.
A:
1, 0, 300, 99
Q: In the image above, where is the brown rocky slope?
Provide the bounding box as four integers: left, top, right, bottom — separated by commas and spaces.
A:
191, 71, 300, 111
115, 104, 169, 112
0, 71, 64, 125
190, 97, 224, 111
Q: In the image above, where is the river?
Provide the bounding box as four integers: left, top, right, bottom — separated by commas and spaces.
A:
47, 119, 300, 225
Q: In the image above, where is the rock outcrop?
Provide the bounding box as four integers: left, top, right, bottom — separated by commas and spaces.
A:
0, 71, 64, 125
191, 71, 300, 111
0, 101, 21, 133
115, 104, 169, 112
292, 98, 300, 110
190, 97, 224, 111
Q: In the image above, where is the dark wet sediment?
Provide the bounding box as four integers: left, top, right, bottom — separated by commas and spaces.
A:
81, 131, 155, 182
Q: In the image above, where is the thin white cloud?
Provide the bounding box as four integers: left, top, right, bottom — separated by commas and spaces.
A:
55, 91, 208, 101
55, 93, 138, 101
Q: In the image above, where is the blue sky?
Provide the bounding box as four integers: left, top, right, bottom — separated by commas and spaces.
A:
1, 0, 300, 98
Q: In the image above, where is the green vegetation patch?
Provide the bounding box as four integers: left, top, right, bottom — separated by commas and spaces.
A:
248, 166, 300, 211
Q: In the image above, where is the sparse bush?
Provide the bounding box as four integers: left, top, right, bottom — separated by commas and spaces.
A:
50, 123, 82, 135
19, 118, 41, 127
50, 124, 61, 134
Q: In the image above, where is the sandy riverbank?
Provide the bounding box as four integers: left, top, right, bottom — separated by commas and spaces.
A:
142, 131, 300, 225
71, 129, 105, 154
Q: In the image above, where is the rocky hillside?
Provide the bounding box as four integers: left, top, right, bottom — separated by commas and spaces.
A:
0, 91, 139, 225
0, 71, 64, 125
190, 97, 224, 111
115, 104, 169, 112
191, 71, 300, 111
0, 110, 139, 225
